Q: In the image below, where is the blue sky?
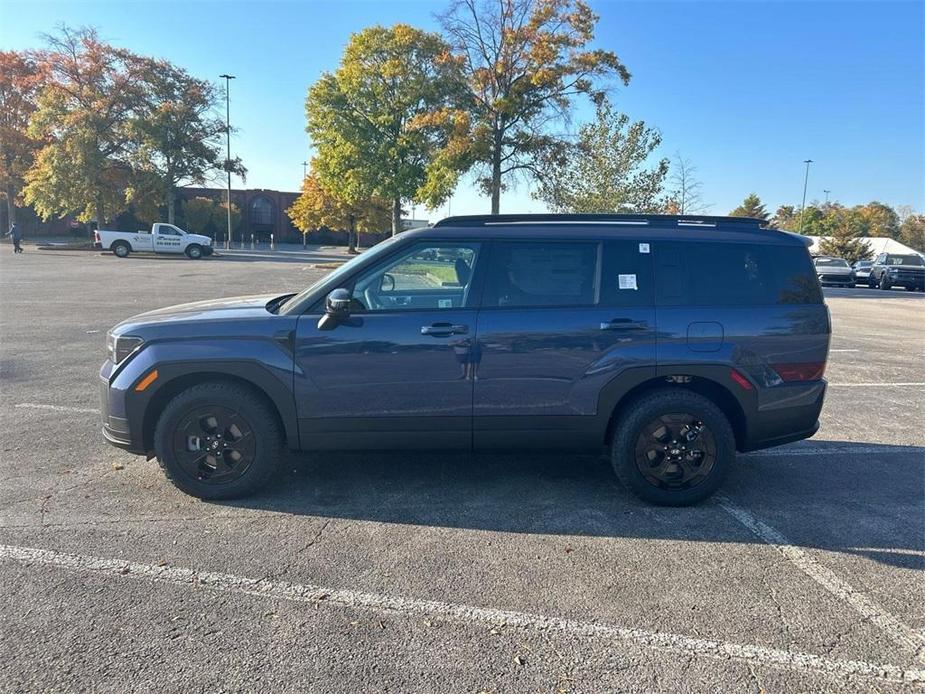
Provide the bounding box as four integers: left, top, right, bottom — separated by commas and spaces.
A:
2, 0, 923, 220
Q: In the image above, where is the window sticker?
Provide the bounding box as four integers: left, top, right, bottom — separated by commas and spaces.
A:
638, 243, 650, 254
618, 274, 638, 290
438, 298, 453, 308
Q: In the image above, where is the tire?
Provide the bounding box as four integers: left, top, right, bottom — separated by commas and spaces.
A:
111, 241, 131, 258
879, 274, 891, 290
153, 381, 282, 499
611, 389, 735, 506
185, 244, 203, 259
867, 275, 876, 289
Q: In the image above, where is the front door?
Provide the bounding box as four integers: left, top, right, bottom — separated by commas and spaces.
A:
154, 225, 182, 253
293, 241, 484, 450
473, 239, 657, 449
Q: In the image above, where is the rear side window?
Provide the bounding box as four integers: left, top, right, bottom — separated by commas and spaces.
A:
483, 241, 598, 308
655, 242, 822, 306
600, 240, 654, 306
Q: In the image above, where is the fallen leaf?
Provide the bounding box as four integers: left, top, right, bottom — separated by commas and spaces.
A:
514, 655, 526, 666
112, 463, 125, 470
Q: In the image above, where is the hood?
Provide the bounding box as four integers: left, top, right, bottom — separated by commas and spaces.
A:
188, 233, 213, 245
115, 294, 279, 331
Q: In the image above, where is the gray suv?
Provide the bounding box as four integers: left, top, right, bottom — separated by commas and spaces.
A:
100, 214, 830, 506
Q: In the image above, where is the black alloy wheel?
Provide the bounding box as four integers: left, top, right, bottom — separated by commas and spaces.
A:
633, 414, 717, 490
172, 405, 256, 484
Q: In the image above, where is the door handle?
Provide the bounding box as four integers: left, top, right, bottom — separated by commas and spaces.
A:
600, 319, 648, 331
421, 323, 469, 337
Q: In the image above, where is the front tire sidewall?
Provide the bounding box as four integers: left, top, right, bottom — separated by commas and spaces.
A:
612, 390, 735, 506
153, 383, 281, 500
185, 244, 203, 259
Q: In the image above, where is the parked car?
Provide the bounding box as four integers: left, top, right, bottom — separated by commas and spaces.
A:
851, 260, 873, 285
100, 214, 830, 506
95, 223, 214, 259
867, 252, 925, 291
812, 256, 855, 286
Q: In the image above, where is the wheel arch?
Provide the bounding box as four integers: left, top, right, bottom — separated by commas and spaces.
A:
139, 369, 297, 454
603, 374, 748, 452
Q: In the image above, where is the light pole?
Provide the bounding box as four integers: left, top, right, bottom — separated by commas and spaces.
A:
798, 159, 813, 233
823, 189, 831, 204
220, 74, 236, 248
301, 161, 309, 180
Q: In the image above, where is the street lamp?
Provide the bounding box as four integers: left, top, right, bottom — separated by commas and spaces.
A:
301, 161, 309, 180
220, 74, 236, 249
823, 189, 831, 204
798, 159, 813, 233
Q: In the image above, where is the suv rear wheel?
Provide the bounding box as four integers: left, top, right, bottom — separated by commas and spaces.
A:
153, 381, 282, 499
611, 389, 735, 506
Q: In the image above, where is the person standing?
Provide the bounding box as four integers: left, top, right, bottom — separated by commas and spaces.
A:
8, 222, 23, 254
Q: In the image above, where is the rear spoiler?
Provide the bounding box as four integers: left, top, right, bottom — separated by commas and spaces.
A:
781, 231, 813, 247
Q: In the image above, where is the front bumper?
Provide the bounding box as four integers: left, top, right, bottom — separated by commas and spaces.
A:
99, 360, 147, 454
817, 274, 855, 285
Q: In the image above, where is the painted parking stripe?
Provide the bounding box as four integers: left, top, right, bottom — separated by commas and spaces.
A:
744, 444, 921, 457
717, 497, 925, 663
828, 382, 925, 387
0, 544, 922, 685
14, 403, 99, 414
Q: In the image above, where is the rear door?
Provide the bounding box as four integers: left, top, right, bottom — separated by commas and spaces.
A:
472, 238, 656, 448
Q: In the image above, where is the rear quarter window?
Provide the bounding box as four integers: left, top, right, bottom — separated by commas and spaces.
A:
655, 241, 822, 306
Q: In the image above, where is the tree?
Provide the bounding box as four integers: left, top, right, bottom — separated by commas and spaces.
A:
307, 24, 466, 235
287, 169, 390, 252
181, 196, 240, 239
667, 152, 707, 214
441, 0, 630, 214
0, 51, 42, 228
126, 58, 244, 224
729, 193, 768, 220
24, 26, 145, 226
899, 214, 925, 251
817, 207, 873, 264
534, 98, 667, 213
855, 201, 899, 239
771, 205, 800, 231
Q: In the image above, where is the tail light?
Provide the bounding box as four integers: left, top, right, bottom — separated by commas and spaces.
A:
94, 231, 101, 243
771, 362, 826, 382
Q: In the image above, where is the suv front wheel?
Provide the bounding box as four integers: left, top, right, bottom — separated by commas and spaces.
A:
611, 389, 735, 506
153, 381, 282, 499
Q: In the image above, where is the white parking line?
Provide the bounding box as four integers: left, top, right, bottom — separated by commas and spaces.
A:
828, 349, 860, 353
828, 382, 925, 387
0, 543, 921, 685
744, 444, 920, 458
717, 497, 925, 663
14, 403, 99, 414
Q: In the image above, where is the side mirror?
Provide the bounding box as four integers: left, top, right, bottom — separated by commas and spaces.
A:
318, 288, 351, 330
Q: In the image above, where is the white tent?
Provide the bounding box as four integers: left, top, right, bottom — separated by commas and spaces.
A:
806, 236, 922, 258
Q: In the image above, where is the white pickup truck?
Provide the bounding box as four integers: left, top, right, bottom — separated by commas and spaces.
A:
95, 223, 214, 259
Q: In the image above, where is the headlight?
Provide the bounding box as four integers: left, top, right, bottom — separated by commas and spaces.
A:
107, 332, 144, 364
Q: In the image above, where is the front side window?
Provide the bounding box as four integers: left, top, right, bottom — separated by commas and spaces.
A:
157, 226, 181, 236
483, 241, 598, 308
351, 243, 480, 312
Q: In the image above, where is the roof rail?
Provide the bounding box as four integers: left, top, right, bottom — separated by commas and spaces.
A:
433, 213, 770, 229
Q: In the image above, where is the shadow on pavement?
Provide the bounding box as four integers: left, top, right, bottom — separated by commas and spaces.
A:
219, 440, 925, 570
823, 286, 924, 299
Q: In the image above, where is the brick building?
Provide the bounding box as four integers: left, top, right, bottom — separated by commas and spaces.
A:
179, 187, 302, 243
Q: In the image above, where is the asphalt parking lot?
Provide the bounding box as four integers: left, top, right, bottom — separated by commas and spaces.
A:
1, 246, 923, 693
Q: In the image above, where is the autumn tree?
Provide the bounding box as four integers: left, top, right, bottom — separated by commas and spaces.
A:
126, 58, 244, 224
855, 201, 900, 239
441, 0, 630, 214
180, 196, 240, 239
665, 153, 707, 215
287, 169, 390, 253
307, 24, 466, 235
771, 205, 800, 231
24, 26, 146, 226
817, 207, 873, 264
729, 193, 768, 220
899, 214, 925, 251
534, 98, 667, 213
0, 51, 42, 229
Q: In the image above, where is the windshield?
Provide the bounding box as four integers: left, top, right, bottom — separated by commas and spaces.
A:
886, 254, 924, 266
278, 234, 405, 315
814, 257, 849, 267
